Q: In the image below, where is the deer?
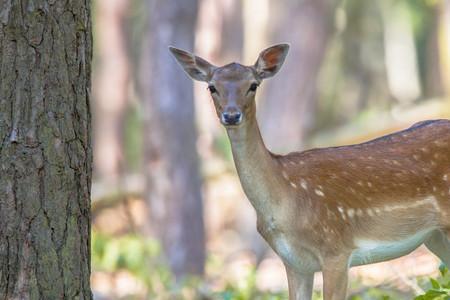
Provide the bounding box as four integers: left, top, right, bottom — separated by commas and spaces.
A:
169, 44, 450, 300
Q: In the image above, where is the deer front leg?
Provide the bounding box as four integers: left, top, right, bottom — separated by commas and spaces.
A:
285, 265, 314, 300
322, 254, 350, 300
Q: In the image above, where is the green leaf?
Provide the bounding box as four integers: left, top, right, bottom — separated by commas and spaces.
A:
431, 278, 442, 289
439, 265, 448, 277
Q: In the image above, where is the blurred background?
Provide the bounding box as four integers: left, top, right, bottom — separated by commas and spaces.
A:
90, 0, 450, 299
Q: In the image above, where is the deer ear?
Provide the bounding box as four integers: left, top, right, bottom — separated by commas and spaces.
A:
169, 47, 215, 82
254, 44, 290, 79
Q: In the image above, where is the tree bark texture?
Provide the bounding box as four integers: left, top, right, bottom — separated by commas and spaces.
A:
0, 1, 92, 299
140, 0, 205, 278
258, 0, 335, 153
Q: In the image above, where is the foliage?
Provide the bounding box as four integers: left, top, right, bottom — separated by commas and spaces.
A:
92, 231, 301, 299
92, 231, 449, 299
415, 266, 450, 300
349, 288, 406, 300
92, 231, 176, 298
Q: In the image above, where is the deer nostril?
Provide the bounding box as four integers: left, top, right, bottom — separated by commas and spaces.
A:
221, 111, 242, 125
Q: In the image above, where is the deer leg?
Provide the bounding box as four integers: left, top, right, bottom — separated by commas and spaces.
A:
285, 265, 314, 300
425, 229, 450, 267
322, 254, 350, 300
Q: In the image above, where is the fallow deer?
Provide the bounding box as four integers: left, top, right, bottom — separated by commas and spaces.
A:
169, 44, 450, 300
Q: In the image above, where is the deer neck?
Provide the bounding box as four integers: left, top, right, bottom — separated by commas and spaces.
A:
226, 117, 285, 216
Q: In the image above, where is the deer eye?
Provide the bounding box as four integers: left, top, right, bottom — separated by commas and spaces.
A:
249, 83, 259, 92
208, 85, 217, 94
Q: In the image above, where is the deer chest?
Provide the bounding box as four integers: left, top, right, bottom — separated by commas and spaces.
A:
257, 216, 321, 273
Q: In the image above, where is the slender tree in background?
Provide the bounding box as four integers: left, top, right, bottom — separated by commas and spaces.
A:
258, 0, 335, 152
140, 0, 205, 277
93, 0, 130, 185
0, 1, 92, 299
440, 0, 450, 97
218, 0, 244, 63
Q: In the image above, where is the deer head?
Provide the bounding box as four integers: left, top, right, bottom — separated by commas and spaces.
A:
169, 44, 289, 127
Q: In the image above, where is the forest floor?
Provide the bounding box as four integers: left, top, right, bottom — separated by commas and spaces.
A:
90, 169, 442, 300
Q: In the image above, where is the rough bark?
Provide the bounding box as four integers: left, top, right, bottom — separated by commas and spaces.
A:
140, 0, 205, 277
258, 0, 335, 152
0, 1, 92, 299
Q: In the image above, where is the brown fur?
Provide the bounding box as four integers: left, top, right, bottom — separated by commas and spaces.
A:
170, 44, 450, 300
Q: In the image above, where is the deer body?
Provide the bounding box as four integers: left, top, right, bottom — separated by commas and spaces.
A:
170, 44, 450, 300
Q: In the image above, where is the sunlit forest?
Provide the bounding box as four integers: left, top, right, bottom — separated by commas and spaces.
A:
90, 0, 450, 299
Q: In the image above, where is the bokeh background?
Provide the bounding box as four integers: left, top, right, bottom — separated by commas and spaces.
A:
89, 0, 450, 299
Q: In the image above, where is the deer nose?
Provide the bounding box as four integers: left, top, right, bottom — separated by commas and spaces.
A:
221, 110, 242, 126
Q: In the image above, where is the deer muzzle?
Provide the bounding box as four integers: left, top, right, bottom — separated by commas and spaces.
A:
221, 109, 243, 126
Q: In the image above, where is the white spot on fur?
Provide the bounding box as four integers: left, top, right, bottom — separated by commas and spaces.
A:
300, 179, 308, 190
315, 189, 324, 197
378, 196, 439, 213
356, 208, 363, 216
434, 140, 447, 147
384, 205, 393, 212
282, 170, 289, 180
347, 208, 355, 218
337, 206, 346, 220
366, 208, 375, 216
290, 181, 297, 189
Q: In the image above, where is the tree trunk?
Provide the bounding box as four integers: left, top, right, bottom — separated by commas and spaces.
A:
258, 0, 335, 152
440, 0, 450, 97
218, 0, 244, 63
93, 0, 130, 185
140, 0, 205, 278
0, 1, 92, 299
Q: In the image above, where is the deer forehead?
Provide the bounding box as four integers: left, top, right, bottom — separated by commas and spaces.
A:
211, 63, 256, 82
